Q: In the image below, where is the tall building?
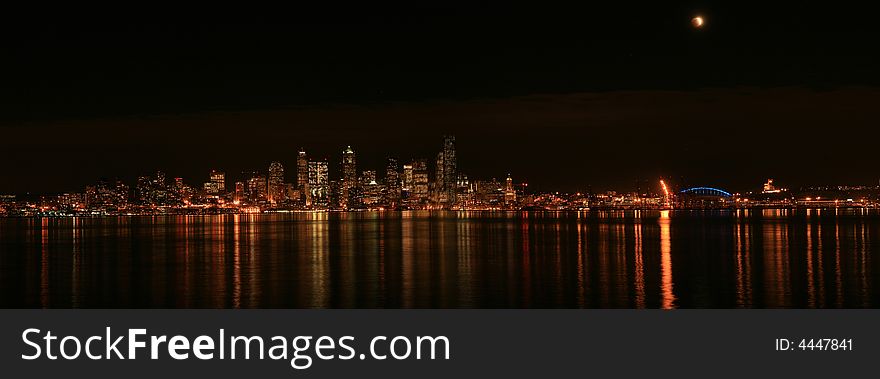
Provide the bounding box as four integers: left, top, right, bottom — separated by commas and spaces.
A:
268, 161, 285, 204
136, 171, 167, 206
341, 146, 357, 209
430, 135, 457, 207
402, 164, 413, 191
441, 135, 457, 204
171, 177, 189, 204
210, 170, 226, 194
384, 157, 401, 208
361, 170, 379, 206
234, 181, 245, 203
434, 151, 446, 204
297, 149, 310, 205
308, 160, 329, 207
411, 159, 429, 204
455, 174, 472, 206
504, 174, 517, 206
247, 173, 267, 202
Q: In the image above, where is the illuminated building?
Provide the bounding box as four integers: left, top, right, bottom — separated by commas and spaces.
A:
433, 151, 447, 204
442, 135, 457, 204
172, 177, 185, 200
341, 146, 357, 209
308, 160, 329, 207
455, 174, 473, 207
329, 180, 342, 209
86, 179, 130, 211
57, 193, 84, 210
234, 181, 245, 203
402, 163, 413, 195
411, 159, 429, 204
361, 170, 379, 206
136, 172, 167, 206
247, 173, 267, 202
285, 183, 297, 203
384, 157, 401, 208
297, 149, 309, 205
84, 185, 97, 209
203, 182, 219, 195
431, 135, 457, 207
268, 161, 285, 204
210, 170, 226, 194
504, 174, 517, 206
474, 179, 504, 206
762, 178, 784, 194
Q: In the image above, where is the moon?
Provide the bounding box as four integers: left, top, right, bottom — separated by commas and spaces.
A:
691, 16, 704, 28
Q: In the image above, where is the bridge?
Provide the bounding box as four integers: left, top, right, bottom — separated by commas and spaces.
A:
679, 187, 733, 198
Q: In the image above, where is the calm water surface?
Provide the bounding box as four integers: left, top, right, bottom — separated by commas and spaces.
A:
1, 210, 878, 308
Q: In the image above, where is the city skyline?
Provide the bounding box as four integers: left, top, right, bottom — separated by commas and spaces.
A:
3, 132, 880, 216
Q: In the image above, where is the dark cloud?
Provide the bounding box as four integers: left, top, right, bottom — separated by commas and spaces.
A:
3, 87, 878, 194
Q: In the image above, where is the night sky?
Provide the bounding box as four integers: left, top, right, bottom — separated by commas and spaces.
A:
2, 3, 879, 194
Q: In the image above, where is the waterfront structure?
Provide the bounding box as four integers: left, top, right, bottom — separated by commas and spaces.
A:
268, 161, 285, 204
402, 163, 413, 198
433, 151, 447, 205
441, 135, 457, 205
431, 135, 457, 207
247, 173, 268, 202
384, 157, 401, 208
11, 134, 880, 216
361, 170, 380, 206
341, 146, 357, 209
210, 170, 226, 194
297, 149, 309, 205
234, 181, 245, 203
308, 160, 329, 207
505, 174, 516, 206
411, 159, 429, 205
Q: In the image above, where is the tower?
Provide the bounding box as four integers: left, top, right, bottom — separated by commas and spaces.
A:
210, 170, 226, 194
341, 146, 357, 209
268, 161, 285, 204
308, 160, 329, 207
297, 149, 310, 206
432, 135, 457, 206
504, 174, 516, 206
411, 159, 429, 204
434, 151, 446, 204
442, 135, 456, 205
384, 156, 401, 208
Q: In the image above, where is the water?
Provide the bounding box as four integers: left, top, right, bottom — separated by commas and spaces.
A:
0, 209, 877, 308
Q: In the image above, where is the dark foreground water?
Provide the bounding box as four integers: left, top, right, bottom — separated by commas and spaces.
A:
1, 209, 878, 308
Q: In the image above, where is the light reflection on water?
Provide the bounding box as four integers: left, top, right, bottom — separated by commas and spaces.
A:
0, 209, 878, 308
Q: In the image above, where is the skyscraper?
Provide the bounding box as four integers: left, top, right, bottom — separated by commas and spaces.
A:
210, 170, 226, 194
136, 171, 167, 206
442, 135, 457, 205
384, 157, 401, 208
341, 146, 357, 209
247, 173, 267, 202
505, 174, 516, 206
234, 181, 245, 203
361, 170, 379, 206
434, 151, 446, 204
308, 160, 329, 207
411, 159, 429, 205
402, 164, 413, 190
297, 149, 309, 205
431, 135, 457, 207
268, 161, 285, 204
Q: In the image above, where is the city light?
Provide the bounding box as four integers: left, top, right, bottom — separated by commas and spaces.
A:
2, 136, 880, 217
